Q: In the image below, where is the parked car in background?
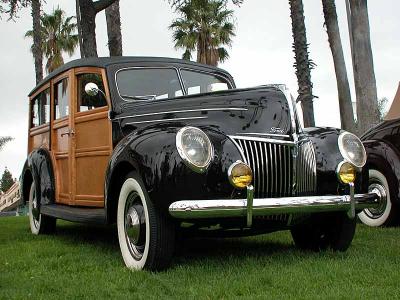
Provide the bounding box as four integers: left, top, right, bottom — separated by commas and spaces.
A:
21, 57, 379, 270
360, 84, 400, 226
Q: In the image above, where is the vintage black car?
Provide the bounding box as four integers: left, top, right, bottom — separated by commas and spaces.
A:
21, 57, 379, 270
360, 84, 400, 226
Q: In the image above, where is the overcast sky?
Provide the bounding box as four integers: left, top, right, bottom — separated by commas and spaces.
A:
0, 0, 399, 179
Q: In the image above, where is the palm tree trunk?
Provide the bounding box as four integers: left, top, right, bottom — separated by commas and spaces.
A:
322, 0, 357, 134
31, 0, 43, 84
347, 0, 379, 134
76, 0, 84, 57
78, 0, 98, 57
289, 0, 315, 127
105, 0, 122, 56
77, 0, 117, 58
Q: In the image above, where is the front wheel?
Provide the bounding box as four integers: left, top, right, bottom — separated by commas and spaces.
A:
358, 169, 398, 227
28, 182, 56, 235
291, 212, 356, 252
117, 172, 175, 270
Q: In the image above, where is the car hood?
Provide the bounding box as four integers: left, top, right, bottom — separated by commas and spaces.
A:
117, 86, 293, 137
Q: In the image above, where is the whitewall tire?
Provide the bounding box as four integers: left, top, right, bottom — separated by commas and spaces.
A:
28, 182, 56, 234
358, 169, 394, 227
117, 172, 175, 271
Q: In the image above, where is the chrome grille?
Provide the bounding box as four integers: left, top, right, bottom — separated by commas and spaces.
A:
230, 136, 316, 198
296, 140, 317, 196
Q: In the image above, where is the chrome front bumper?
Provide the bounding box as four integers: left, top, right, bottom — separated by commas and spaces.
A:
168, 185, 380, 226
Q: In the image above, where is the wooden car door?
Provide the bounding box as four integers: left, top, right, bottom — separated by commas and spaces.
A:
71, 67, 113, 207
52, 71, 74, 205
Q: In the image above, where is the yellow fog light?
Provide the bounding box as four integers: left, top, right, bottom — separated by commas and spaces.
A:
228, 161, 253, 189
336, 161, 356, 184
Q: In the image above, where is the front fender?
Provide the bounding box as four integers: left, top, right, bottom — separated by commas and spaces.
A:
105, 124, 243, 214
303, 127, 367, 195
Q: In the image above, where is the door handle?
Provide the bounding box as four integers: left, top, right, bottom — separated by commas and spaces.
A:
61, 129, 75, 137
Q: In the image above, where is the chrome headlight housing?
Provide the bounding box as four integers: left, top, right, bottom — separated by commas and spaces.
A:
176, 126, 214, 173
338, 132, 367, 168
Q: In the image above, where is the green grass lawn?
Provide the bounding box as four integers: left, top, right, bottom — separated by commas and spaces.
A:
0, 216, 399, 299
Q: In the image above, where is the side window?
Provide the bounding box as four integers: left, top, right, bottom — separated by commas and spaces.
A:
54, 78, 69, 119
77, 73, 107, 112
180, 70, 230, 95
31, 88, 50, 127
116, 68, 183, 101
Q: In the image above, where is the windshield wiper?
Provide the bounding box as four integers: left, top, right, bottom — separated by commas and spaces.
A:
121, 94, 156, 101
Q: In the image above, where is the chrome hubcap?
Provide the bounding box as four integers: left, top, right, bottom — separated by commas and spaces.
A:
124, 192, 146, 260
365, 182, 388, 218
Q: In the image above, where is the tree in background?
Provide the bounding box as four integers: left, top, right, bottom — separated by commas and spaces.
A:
347, 0, 379, 134
0, 168, 15, 193
377, 97, 388, 121
0, 137, 13, 151
25, 7, 79, 73
75, 0, 118, 57
170, 0, 235, 66
322, 0, 356, 134
289, 0, 315, 127
168, 0, 243, 7
105, 0, 122, 56
0, 0, 44, 84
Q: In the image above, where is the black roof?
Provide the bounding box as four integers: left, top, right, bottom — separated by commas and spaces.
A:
29, 56, 231, 96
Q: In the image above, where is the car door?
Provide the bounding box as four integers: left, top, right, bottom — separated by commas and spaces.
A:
52, 71, 74, 205
72, 67, 113, 207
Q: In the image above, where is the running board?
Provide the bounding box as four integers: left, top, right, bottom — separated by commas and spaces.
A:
41, 204, 106, 225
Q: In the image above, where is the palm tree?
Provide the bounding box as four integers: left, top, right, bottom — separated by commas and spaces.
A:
346, 0, 379, 134
76, 0, 118, 58
169, 0, 235, 66
105, 0, 123, 56
322, 0, 356, 133
26, 7, 79, 73
289, 0, 315, 127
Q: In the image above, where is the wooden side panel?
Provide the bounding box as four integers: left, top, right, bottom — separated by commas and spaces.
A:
74, 107, 112, 206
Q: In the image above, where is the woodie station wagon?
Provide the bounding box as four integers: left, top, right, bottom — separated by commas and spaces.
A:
21, 57, 380, 270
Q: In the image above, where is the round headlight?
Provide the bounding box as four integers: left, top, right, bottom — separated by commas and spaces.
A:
176, 127, 214, 173
338, 132, 366, 168
336, 161, 356, 184
228, 161, 253, 189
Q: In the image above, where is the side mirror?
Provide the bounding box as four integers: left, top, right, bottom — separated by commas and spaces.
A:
85, 82, 99, 97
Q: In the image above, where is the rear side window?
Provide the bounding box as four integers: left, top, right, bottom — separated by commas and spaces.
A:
116, 68, 183, 101
180, 70, 230, 95
77, 73, 107, 112
31, 88, 50, 127
54, 78, 69, 119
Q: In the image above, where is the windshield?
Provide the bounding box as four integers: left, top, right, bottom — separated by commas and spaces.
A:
181, 70, 231, 95
116, 68, 184, 101
116, 67, 232, 101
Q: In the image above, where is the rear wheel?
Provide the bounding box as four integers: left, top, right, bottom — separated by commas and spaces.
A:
291, 212, 356, 251
358, 169, 398, 226
117, 172, 175, 270
28, 182, 56, 235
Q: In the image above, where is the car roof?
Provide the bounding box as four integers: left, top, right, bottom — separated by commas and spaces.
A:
29, 56, 232, 97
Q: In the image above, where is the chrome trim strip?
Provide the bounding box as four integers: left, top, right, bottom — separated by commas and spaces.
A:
115, 107, 248, 120
125, 116, 207, 125
168, 193, 380, 219
229, 135, 296, 146
238, 133, 291, 138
